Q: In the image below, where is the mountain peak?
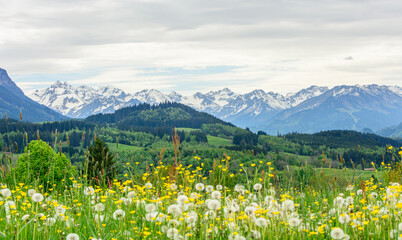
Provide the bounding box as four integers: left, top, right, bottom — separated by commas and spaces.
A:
51, 81, 71, 88
0, 67, 25, 96
0, 68, 65, 122
0, 68, 13, 84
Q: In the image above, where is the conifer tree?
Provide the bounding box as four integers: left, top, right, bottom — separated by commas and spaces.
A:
85, 137, 116, 186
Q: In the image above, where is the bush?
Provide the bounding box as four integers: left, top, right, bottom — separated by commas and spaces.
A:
12, 140, 76, 190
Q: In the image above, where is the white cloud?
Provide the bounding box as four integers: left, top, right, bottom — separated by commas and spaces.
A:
0, 0, 401, 94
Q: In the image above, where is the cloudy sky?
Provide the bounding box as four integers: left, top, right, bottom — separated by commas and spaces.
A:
1, 0, 402, 95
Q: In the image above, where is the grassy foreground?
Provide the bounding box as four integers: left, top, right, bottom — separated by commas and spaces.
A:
1, 156, 402, 240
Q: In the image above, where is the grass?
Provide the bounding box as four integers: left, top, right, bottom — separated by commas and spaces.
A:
287, 165, 382, 183
176, 127, 199, 132
1, 138, 401, 239
207, 135, 232, 147
1, 153, 401, 240
175, 127, 233, 146
106, 142, 142, 152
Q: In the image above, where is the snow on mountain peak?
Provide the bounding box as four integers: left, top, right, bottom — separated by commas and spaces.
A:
27, 83, 401, 125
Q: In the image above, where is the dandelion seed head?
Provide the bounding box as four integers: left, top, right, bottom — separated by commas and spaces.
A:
66, 233, 80, 240
32, 193, 44, 203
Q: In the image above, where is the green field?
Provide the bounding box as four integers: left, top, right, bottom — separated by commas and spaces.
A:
106, 142, 142, 152
318, 167, 382, 181
176, 127, 232, 147
176, 127, 198, 132
207, 135, 232, 147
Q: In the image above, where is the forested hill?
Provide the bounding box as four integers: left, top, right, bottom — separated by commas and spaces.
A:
284, 130, 400, 149
86, 102, 234, 129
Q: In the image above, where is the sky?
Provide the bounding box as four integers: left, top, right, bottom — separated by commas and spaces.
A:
0, 0, 402, 95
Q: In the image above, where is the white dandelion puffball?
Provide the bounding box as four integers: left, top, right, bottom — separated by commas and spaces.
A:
345, 196, 353, 205
253, 183, 263, 191
55, 206, 66, 215
339, 213, 351, 224
1, 188, 11, 198
94, 214, 105, 223
21, 214, 30, 221
205, 185, 214, 192
250, 230, 261, 239
330, 228, 345, 239
167, 204, 182, 216
254, 217, 268, 227
113, 209, 126, 220
190, 192, 198, 199
186, 211, 198, 223
94, 203, 105, 212
195, 183, 205, 191
177, 195, 188, 205
244, 206, 257, 216
334, 197, 344, 208
184, 202, 194, 211
145, 212, 159, 222
216, 185, 223, 191
211, 191, 221, 200
207, 199, 221, 210
166, 227, 179, 239
127, 191, 136, 198
288, 217, 301, 227
32, 193, 44, 203
28, 189, 36, 197
357, 189, 363, 195
234, 184, 244, 193
145, 203, 156, 213
145, 183, 153, 189
204, 210, 217, 219
399, 222, 402, 231
170, 183, 178, 190
282, 199, 295, 212
346, 185, 353, 191
84, 187, 95, 196
66, 233, 80, 240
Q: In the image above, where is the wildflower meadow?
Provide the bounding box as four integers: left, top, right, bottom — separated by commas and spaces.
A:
1, 148, 402, 240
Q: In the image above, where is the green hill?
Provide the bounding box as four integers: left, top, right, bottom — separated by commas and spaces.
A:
283, 130, 400, 149
86, 102, 233, 129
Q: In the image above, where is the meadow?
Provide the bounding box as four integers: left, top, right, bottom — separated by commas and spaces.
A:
0, 140, 401, 240
0, 110, 402, 239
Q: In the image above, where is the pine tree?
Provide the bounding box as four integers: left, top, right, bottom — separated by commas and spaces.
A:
85, 137, 116, 186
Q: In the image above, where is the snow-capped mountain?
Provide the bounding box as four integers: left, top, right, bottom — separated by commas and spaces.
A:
29, 81, 141, 118
27, 82, 402, 134
28, 82, 326, 120
267, 84, 402, 134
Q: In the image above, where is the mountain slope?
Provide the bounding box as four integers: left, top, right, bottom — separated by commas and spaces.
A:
28, 83, 327, 123
27, 81, 402, 134
376, 122, 402, 138
0, 68, 66, 122
267, 85, 402, 134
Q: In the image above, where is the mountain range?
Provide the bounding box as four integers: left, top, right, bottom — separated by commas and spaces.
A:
28, 80, 402, 135
0, 68, 65, 122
